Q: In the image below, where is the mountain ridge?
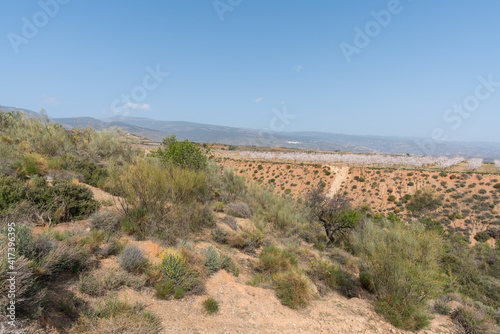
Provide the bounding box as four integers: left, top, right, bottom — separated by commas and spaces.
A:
2, 105, 500, 159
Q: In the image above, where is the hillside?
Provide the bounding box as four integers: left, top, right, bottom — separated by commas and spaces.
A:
1, 110, 500, 333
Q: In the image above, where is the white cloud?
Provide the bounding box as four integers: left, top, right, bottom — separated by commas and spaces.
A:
293, 65, 303, 73
124, 102, 150, 111
280, 101, 286, 105
42, 95, 61, 106
255, 97, 264, 103
112, 103, 150, 116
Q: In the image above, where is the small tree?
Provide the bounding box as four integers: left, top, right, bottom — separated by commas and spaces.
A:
306, 187, 358, 245
152, 135, 209, 170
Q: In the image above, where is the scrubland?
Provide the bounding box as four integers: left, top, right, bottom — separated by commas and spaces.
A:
1, 111, 499, 333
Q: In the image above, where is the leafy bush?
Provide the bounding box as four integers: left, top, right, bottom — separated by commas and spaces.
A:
119, 246, 146, 272
352, 220, 443, 330
203, 297, 219, 314
0, 175, 28, 214
68, 157, 108, 187
152, 134, 208, 170
5, 176, 99, 223
273, 271, 312, 309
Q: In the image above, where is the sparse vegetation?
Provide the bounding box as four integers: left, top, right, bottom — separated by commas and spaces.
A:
3, 111, 500, 333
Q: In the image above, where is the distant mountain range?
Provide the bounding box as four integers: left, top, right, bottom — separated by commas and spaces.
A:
2, 105, 500, 159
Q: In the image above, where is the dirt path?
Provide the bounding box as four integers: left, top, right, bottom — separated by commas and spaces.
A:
326, 166, 349, 198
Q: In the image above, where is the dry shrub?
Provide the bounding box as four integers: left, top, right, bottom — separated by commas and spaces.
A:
89, 211, 121, 233
451, 305, 494, 334
69, 297, 160, 334
118, 246, 146, 273
226, 202, 251, 219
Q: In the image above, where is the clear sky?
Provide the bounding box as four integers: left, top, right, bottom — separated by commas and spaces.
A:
1, 0, 499, 142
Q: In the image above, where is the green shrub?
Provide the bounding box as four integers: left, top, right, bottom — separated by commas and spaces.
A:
374, 297, 430, 331
203, 246, 221, 274
474, 231, 491, 243
257, 245, 297, 275
68, 157, 108, 187
0, 175, 27, 214
359, 271, 376, 293
13, 153, 48, 178
152, 134, 208, 170
352, 220, 443, 330
220, 168, 247, 200
493, 183, 500, 189
213, 201, 225, 212
29, 177, 99, 222
119, 246, 146, 272
273, 271, 312, 309
322, 265, 359, 298
203, 297, 219, 314
174, 286, 185, 299
154, 280, 173, 299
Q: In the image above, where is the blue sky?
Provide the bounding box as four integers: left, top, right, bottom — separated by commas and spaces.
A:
1, 0, 499, 142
